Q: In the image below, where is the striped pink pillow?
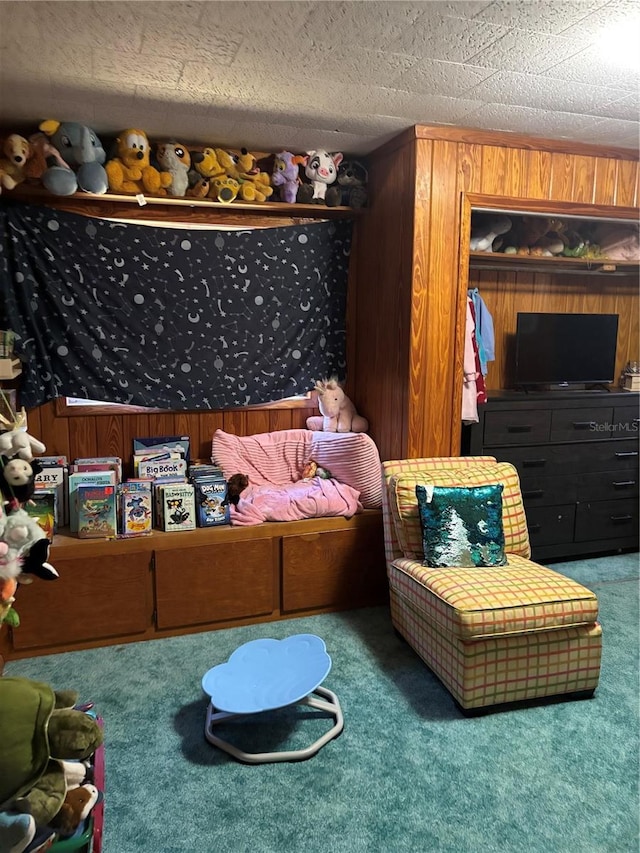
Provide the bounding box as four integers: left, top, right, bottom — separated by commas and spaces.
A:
311, 432, 382, 508
211, 429, 313, 486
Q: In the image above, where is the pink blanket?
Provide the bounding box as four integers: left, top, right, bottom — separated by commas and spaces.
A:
230, 478, 363, 526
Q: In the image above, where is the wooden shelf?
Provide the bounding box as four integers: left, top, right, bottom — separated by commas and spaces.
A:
468, 251, 639, 276
0, 358, 21, 380
5, 185, 362, 222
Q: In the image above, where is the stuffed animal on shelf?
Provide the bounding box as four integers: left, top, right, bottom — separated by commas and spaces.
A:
306, 377, 368, 433
0, 455, 42, 506
105, 128, 172, 196
301, 460, 332, 480
0, 133, 31, 193
156, 141, 191, 197
188, 147, 239, 203
38, 119, 108, 196
469, 214, 512, 252
217, 148, 273, 202
223, 473, 249, 507
336, 159, 368, 208
271, 151, 305, 203
23, 131, 71, 185
297, 150, 343, 205
0, 426, 46, 462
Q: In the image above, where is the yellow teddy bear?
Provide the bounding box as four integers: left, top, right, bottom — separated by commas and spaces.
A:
105, 129, 172, 196
190, 147, 240, 203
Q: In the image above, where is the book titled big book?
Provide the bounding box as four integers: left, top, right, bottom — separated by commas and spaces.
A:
155, 483, 196, 532
76, 484, 117, 539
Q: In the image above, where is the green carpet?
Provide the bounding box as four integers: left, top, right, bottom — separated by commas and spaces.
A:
6, 552, 640, 853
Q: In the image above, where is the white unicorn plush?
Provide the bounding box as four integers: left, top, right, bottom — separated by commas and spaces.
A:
306, 377, 368, 433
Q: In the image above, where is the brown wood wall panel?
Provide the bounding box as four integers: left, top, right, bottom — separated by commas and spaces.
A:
352, 141, 416, 462
594, 158, 618, 205
458, 144, 483, 194
571, 155, 597, 204
524, 150, 553, 199
615, 160, 639, 207
480, 145, 509, 195
549, 152, 575, 200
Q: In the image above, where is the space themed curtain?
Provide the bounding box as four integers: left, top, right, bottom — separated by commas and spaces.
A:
0, 200, 352, 410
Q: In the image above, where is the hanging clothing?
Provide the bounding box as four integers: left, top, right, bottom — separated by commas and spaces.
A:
462, 298, 479, 424
468, 288, 495, 377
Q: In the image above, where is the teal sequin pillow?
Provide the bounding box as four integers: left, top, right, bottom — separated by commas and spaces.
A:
416, 483, 507, 568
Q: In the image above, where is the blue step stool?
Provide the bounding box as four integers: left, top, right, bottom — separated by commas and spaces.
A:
202, 634, 343, 764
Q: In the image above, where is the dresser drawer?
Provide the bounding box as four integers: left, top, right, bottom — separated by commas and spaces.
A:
578, 470, 640, 502
520, 474, 577, 506
525, 505, 576, 547
575, 498, 640, 542
483, 410, 550, 445
492, 439, 640, 477
549, 406, 613, 442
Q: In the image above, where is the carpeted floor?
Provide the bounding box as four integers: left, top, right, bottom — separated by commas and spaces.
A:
6, 552, 640, 853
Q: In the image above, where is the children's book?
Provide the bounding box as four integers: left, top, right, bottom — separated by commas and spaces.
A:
68, 470, 117, 533
73, 456, 123, 482
34, 464, 68, 526
118, 481, 153, 536
133, 435, 190, 463
194, 478, 230, 527
24, 489, 57, 539
76, 483, 117, 539
137, 457, 187, 481
155, 483, 196, 531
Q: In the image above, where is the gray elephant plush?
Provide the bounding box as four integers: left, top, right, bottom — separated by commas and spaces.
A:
38, 119, 108, 196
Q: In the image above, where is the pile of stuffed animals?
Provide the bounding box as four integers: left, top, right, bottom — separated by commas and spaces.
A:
469, 212, 640, 261
0, 676, 104, 853
0, 120, 369, 208
0, 415, 101, 852
0, 410, 58, 629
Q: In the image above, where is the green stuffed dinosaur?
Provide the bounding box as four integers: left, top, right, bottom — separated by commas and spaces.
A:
0, 677, 103, 830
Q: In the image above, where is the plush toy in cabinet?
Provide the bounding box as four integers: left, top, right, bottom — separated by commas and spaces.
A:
469, 214, 512, 252
105, 128, 173, 196
38, 119, 108, 196
156, 141, 191, 197
0, 133, 31, 193
189, 147, 240, 203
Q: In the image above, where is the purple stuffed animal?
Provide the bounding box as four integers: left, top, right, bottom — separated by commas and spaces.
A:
271, 151, 305, 204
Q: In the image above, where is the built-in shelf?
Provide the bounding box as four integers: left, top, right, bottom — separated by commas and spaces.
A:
0, 358, 21, 380
3, 185, 362, 221
468, 251, 639, 276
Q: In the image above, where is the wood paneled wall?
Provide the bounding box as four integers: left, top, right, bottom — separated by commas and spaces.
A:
352, 125, 639, 463
25, 400, 319, 476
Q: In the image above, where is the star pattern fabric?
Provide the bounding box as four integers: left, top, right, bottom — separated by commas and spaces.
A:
0, 201, 352, 410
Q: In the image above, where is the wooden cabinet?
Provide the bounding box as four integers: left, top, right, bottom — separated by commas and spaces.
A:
469, 391, 640, 560
13, 549, 152, 651
154, 537, 277, 630
5, 512, 387, 659
281, 520, 386, 613
350, 124, 639, 463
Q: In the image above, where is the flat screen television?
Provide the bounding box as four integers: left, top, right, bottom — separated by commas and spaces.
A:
514, 312, 619, 388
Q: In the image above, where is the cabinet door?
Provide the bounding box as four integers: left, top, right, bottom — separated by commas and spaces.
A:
612, 405, 640, 436
154, 539, 276, 629
13, 551, 152, 651
281, 524, 386, 613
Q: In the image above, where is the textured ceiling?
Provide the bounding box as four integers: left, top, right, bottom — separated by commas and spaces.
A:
0, 0, 638, 157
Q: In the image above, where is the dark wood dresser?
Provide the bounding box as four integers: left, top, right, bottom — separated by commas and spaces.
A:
468, 390, 639, 560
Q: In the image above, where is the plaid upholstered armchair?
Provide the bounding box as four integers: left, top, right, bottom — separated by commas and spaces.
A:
381, 456, 602, 712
